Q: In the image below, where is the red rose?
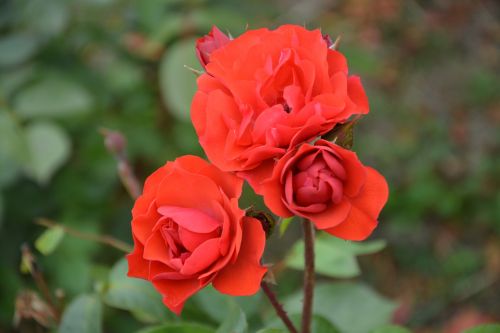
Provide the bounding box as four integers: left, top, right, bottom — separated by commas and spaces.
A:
191, 25, 369, 191
195, 26, 231, 69
260, 140, 388, 241
127, 155, 267, 314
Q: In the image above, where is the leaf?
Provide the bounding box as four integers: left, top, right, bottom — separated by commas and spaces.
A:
287, 236, 386, 278
266, 314, 340, 333
464, 324, 500, 333
372, 325, 412, 333
193, 285, 261, 323
159, 38, 200, 121
279, 217, 294, 237
59, 294, 102, 333
35, 226, 65, 255
0, 111, 29, 187
216, 301, 248, 333
256, 329, 287, 333
14, 76, 93, 118
23, 121, 71, 184
137, 323, 216, 333
0, 33, 40, 67
323, 121, 355, 149
0, 193, 3, 229
104, 258, 170, 324
284, 282, 397, 333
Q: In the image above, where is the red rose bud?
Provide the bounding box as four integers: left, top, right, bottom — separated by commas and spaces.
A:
260, 140, 389, 241
195, 26, 231, 69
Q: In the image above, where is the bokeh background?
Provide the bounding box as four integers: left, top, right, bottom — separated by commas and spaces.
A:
0, 0, 499, 332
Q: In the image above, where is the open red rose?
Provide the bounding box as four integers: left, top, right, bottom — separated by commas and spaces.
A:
127, 155, 267, 314
260, 140, 388, 241
191, 24, 369, 192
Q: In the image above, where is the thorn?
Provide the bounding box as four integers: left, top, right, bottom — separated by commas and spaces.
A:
183, 65, 203, 76
331, 35, 342, 50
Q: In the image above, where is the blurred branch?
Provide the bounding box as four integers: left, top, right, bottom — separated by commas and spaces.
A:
261, 282, 298, 333
36, 218, 132, 253
99, 128, 142, 200
20, 244, 61, 323
301, 218, 315, 333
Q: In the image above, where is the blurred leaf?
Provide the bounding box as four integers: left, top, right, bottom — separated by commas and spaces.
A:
287, 236, 386, 278
194, 285, 261, 323
0, 193, 3, 228
216, 301, 247, 333
256, 329, 287, 333
35, 226, 65, 255
159, 38, 200, 121
14, 76, 93, 118
59, 294, 102, 333
104, 258, 170, 324
0, 33, 39, 67
0, 111, 28, 187
284, 282, 396, 333
137, 323, 216, 333
24, 121, 71, 184
464, 324, 500, 333
324, 121, 355, 149
371, 325, 412, 333
22, 0, 69, 37
279, 217, 294, 237
0, 66, 34, 99
267, 314, 340, 333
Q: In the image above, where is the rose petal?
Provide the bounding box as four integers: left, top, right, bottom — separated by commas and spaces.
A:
323, 203, 377, 241
157, 206, 221, 233
213, 217, 267, 295
180, 238, 221, 275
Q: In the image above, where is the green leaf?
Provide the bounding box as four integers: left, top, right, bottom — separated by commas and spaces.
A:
287, 236, 386, 278
463, 324, 500, 333
34, 226, 65, 255
324, 121, 355, 149
193, 285, 261, 323
0, 111, 29, 187
0, 193, 3, 229
104, 258, 170, 324
0, 33, 39, 67
14, 76, 93, 118
256, 329, 287, 333
59, 294, 102, 333
159, 38, 200, 121
372, 325, 412, 333
279, 217, 294, 237
216, 301, 247, 333
284, 282, 396, 333
137, 323, 216, 333
23, 121, 71, 184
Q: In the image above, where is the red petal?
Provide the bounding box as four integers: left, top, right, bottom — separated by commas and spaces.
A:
152, 277, 205, 314
350, 166, 389, 220
323, 203, 377, 241
180, 238, 221, 275
212, 217, 267, 296
126, 236, 148, 279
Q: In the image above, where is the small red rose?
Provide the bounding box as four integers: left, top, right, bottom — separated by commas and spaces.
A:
127, 155, 267, 314
192, 24, 369, 192
260, 140, 389, 241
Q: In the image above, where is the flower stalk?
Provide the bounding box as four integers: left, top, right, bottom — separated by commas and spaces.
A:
261, 281, 298, 333
301, 218, 315, 333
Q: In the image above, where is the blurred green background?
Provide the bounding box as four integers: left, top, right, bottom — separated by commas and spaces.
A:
0, 0, 499, 332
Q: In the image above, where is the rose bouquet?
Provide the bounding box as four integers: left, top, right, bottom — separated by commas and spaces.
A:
127, 25, 389, 333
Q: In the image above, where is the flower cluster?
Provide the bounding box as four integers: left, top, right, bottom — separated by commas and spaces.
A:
127, 24, 388, 314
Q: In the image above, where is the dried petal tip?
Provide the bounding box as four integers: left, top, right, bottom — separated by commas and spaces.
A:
246, 210, 276, 238
195, 26, 231, 69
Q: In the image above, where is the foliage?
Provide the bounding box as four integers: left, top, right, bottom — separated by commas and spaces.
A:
0, 0, 498, 332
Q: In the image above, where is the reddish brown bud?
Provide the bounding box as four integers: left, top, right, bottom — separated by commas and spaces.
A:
195, 26, 231, 69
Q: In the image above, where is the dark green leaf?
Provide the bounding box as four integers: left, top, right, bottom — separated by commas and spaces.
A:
23, 121, 71, 184
59, 294, 102, 333
104, 258, 169, 323
35, 226, 65, 255
323, 121, 355, 149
